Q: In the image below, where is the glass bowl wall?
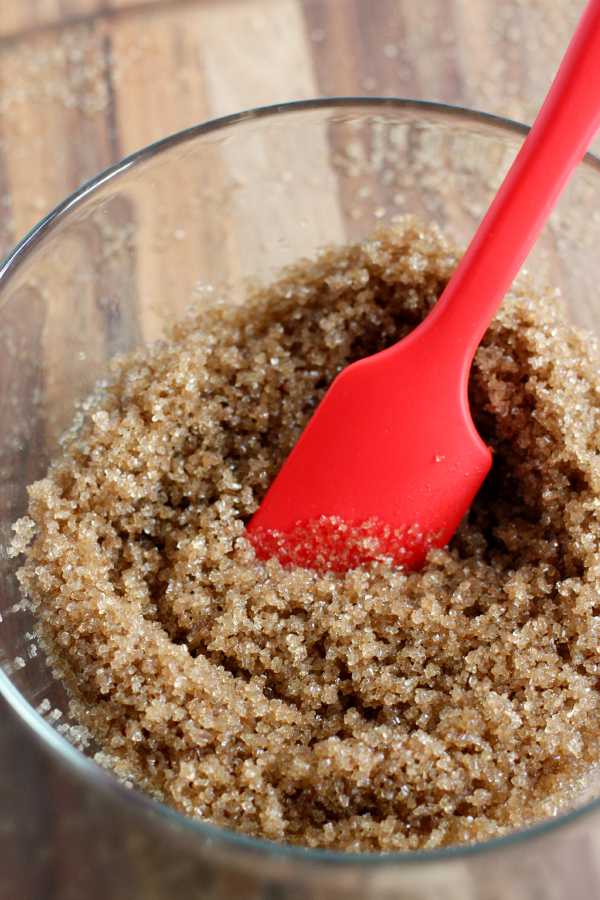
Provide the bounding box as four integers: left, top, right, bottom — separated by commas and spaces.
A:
2, 99, 600, 899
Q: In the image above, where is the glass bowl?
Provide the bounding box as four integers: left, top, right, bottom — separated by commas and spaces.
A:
3, 98, 600, 899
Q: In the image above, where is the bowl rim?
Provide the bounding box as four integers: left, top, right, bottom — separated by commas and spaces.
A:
2, 95, 600, 866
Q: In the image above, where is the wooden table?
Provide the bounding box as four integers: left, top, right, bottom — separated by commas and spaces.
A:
0, 1, 592, 897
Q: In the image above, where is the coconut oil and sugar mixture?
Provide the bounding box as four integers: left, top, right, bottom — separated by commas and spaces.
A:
11, 220, 600, 852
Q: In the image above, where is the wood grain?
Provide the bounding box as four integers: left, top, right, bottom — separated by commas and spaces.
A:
0, 22, 118, 241
0, 0, 163, 40
0, 0, 590, 251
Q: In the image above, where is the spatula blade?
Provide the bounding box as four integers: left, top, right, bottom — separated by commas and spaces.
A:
247, 330, 492, 570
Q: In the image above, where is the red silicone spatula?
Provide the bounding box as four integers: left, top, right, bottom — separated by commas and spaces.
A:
247, 0, 600, 573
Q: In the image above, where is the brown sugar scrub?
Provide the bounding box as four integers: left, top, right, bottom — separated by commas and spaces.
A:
10, 219, 600, 852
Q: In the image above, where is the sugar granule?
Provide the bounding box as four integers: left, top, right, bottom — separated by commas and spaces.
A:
14, 219, 600, 851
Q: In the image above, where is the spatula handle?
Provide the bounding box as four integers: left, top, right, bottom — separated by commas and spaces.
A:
422, 0, 600, 373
